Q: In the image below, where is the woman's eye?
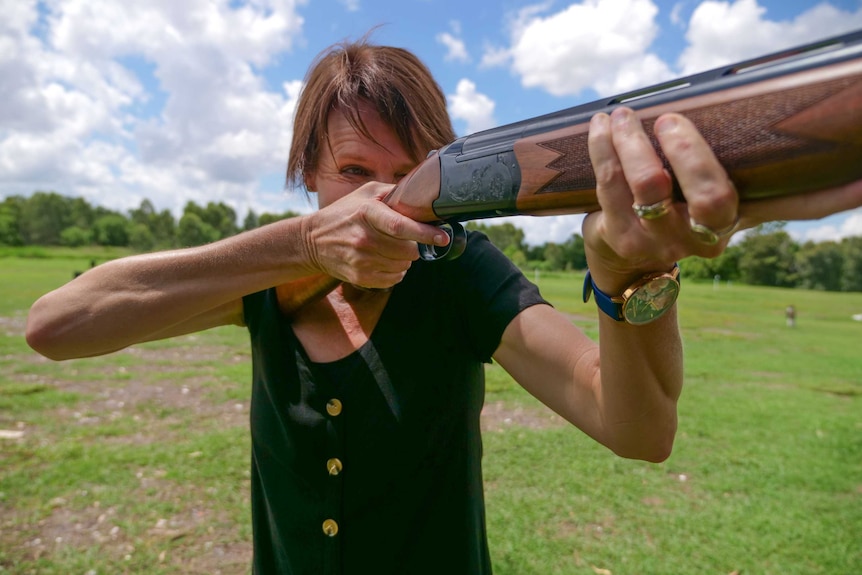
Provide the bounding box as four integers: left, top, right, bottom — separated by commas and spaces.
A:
342, 166, 367, 176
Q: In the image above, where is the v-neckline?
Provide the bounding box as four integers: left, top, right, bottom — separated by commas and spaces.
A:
288, 284, 393, 363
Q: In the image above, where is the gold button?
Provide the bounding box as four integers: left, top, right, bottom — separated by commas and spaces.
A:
322, 519, 339, 537
327, 458, 343, 476
326, 398, 342, 416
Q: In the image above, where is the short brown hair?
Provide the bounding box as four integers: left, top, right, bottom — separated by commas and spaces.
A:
286, 38, 456, 191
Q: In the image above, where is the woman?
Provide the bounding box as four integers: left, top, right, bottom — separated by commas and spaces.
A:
25, 39, 862, 574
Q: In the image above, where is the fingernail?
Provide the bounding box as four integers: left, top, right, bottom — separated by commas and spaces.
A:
655, 115, 679, 135
611, 107, 632, 125
434, 234, 449, 246
590, 112, 609, 128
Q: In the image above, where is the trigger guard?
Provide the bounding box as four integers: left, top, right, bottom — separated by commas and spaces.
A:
418, 222, 467, 262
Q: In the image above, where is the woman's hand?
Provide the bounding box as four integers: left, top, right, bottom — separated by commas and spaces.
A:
301, 181, 450, 289
583, 105, 862, 293
582, 107, 739, 293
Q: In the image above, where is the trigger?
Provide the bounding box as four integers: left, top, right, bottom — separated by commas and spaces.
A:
418, 222, 467, 262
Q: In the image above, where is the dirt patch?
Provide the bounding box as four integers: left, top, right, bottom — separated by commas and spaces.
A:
481, 400, 567, 432
0, 314, 26, 337
18, 344, 251, 445
22, 477, 251, 574
123, 343, 249, 364
25, 341, 563, 440
52, 386, 250, 446
3, 339, 254, 572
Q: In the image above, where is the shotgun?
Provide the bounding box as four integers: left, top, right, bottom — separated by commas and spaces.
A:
277, 29, 862, 316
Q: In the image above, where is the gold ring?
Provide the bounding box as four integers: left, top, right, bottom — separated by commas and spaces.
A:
632, 197, 673, 220
689, 215, 740, 245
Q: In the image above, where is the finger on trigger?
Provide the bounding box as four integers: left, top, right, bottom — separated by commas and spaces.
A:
373, 204, 449, 249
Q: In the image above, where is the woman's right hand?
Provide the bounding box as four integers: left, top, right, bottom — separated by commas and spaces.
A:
301, 181, 450, 289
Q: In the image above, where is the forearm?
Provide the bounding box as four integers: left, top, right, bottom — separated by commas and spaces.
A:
592, 307, 683, 462
495, 300, 681, 462
26, 216, 316, 360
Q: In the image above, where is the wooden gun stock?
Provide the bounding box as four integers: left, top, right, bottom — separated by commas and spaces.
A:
277, 29, 862, 317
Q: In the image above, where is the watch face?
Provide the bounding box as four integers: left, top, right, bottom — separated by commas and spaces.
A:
623, 276, 680, 325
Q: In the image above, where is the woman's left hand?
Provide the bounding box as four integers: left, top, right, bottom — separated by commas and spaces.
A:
582, 106, 739, 294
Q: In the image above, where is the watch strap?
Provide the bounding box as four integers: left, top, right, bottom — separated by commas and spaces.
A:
583, 269, 625, 321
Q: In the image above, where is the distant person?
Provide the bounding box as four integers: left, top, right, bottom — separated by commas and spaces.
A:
25, 36, 862, 574
786, 304, 797, 328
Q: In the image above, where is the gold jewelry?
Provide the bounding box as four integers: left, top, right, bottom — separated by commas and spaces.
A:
689, 215, 739, 245
632, 197, 673, 220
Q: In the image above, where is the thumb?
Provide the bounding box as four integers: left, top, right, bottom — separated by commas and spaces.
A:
347, 181, 395, 201
370, 182, 397, 202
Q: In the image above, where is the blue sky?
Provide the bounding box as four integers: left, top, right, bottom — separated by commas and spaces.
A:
2, 0, 862, 245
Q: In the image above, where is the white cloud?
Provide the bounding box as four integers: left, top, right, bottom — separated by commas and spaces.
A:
670, 1, 687, 26
482, 0, 673, 97
437, 32, 470, 62
483, 0, 862, 97
447, 79, 496, 135
48, 0, 302, 66
0, 0, 307, 219
479, 45, 511, 69
339, 0, 360, 12
678, 0, 862, 74
793, 210, 862, 244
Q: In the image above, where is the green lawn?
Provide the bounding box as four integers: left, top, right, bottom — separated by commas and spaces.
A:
1, 255, 860, 574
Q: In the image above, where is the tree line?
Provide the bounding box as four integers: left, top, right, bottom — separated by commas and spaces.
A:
467, 220, 862, 293
3, 191, 862, 292
0, 191, 299, 252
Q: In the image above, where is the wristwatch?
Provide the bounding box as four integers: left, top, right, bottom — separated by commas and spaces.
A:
583, 263, 680, 325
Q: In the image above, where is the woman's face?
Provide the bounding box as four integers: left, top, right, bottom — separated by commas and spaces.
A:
307, 102, 416, 209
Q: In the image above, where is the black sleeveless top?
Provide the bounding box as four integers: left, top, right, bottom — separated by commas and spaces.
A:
243, 232, 547, 574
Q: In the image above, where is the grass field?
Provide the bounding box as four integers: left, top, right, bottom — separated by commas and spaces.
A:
1, 253, 860, 574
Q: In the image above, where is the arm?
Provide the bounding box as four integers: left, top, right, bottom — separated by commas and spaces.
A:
492, 108, 737, 462
494, 98, 862, 462
26, 219, 307, 360
494, 305, 681, 463
26, 183, 448, 361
